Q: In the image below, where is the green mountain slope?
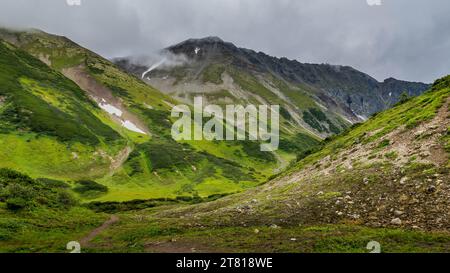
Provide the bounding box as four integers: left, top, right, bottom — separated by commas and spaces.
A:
0, 28, 294, 202
0, 40, 126, 180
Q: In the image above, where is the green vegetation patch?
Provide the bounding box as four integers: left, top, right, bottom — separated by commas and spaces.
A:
73, 180, 109, 199
280, 133, 321, 153
303, 108, 342, 134
0, 168, 76, 211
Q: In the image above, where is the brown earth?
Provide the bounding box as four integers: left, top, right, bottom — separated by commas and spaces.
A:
80, 215, 120, 248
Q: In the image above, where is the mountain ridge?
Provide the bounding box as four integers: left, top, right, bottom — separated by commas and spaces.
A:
115, 36, 430, 138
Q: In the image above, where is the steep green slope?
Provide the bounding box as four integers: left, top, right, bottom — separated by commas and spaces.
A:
0, 41, 126, 180
0, 28, 293, 201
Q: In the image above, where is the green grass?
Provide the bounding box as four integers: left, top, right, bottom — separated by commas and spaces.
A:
377, 139, 390, 149
92, 137, 263, 202
0, 133, 118, 180
0, 206, 107, 253
281, 132, 321, 153
73, 180, 109, 199
0, 168, 108, 253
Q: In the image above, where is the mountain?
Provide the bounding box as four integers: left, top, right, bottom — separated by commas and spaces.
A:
0, 28, 286, 202
0, 28, 434, 205
0, 27, 448, 253
115, 36, 430, 139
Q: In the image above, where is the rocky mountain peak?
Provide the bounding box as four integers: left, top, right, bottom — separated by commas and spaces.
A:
166, 36, 238, 58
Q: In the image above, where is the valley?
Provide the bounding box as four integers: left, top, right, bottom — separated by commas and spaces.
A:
0, 27, 448, 253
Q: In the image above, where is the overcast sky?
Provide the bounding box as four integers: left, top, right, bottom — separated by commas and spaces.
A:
0, 0, 449, 83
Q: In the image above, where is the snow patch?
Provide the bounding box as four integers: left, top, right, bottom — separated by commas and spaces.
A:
339, 114, 354, 124
99, 103, 123, 117
357, 114, 368, 121
98, 99, 147, 135
121, 120, 147, 135
351, 109, 368, 122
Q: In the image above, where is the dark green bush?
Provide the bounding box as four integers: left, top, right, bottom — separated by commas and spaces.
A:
241, 140, 276, 163
303, 110, 326, 132
6, 197, 28, 211
0, 168, 76, 211
73, 180, 108, 194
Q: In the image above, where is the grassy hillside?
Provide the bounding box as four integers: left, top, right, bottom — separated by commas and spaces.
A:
0, 41, 126, 180
0, 168, 109, 252
0, 45, 448, 253
147, 75, 449, 227
0, 28, 300, 202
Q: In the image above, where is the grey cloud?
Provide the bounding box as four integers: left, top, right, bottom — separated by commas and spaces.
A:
0, 0, 449, 82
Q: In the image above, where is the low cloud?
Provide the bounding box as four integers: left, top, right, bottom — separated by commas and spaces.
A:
0, 0, 449, 82
132, 51, 190, 79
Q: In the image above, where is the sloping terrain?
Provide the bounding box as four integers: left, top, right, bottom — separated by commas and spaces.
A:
77, 75, 450, 253
0, 28, 291, 202
0, 40, 126, 180
149, 75, 449, 230
0, 28, 447, 253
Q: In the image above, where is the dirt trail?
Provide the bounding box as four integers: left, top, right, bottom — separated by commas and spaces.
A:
80, 215, 119, 247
